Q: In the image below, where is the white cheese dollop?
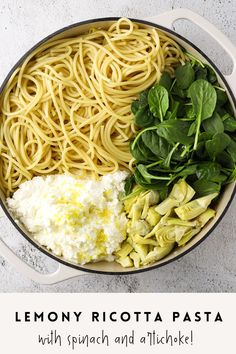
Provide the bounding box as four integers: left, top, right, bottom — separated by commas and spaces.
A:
7, 172, 128, 265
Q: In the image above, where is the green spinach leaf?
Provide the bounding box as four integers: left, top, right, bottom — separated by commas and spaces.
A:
175, 62, 195, 89
195, 66, 208, 80
216, 88, 228, 107
141, 130, 170, 159
223, 116, 236, 132
185, 105, 195, 120
196, 162, 221, 181
195, 141, 208, 159
131, 90, 155, 128
162, 142, 180, 168
226, 166, 236, 184
136, 164, 171, 184
193, 179, 221, 197
189, 79, 217, 149
206, 65, 217, 84
188, 121, 197, 136
134, 169, 169, 190
168, 100, 180, 119
168, 164, 198, 184
227, 138, 236, 162
148, 84, 169, 121
156, 120, 194, 145
134, 106, 154, 127
202, 112, 224, 135
206, 132, 231, 159
131, 90, 148, 114
199, 132, 213, 141
171, 82, 187, 99
130, 139, 154, 162
216, 151, 235, 169
159, 72, 172, 91
124, 175, 135, 195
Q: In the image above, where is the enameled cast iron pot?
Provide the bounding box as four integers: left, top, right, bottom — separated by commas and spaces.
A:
0, 9, 236, 284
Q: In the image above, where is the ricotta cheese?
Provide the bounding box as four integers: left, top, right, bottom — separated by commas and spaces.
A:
7, 172, 128, 265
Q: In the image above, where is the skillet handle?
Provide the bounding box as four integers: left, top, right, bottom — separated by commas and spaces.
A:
0, 210, 85, 284
146, 8, 236, 96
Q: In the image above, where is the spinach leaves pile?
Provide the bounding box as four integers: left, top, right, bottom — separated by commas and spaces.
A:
126, 59, 236, 199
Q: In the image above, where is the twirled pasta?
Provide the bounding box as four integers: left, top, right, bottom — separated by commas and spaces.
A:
0, 18, 186, 195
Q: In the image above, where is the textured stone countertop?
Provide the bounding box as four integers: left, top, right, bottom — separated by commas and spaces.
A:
0, 0, 235, 292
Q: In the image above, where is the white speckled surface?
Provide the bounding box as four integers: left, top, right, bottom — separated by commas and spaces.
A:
0, 0, 235, 292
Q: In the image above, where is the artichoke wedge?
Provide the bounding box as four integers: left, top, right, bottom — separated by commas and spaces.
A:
164, 217, 197, 227
177, 227, 201, 246
155, 179, 195, 216
146, 206, 161, 226
132, 243, 148, 262
155, 197, 179, 215
175, 193, 218, 220
127, 220, 151, 236
170, 179, 195, 205
155, 225, 191, 246
196, 208, 216, 227
143, 244, 175, 265
130, 251, 141, 268
116, 256, 133, 268
128, 190, 159, 221
144, 210, 172, 238
147, 190, 160, 205
115, 242, 133, 258
131, 234, 159, 246
123, 195, 138, 214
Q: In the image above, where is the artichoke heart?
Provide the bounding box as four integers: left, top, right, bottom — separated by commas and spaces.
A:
147, 190, 160, 205
124, 195, 138, 214
155, 179, 195, 216
130, 251, 141, 268
116, 256, 133, 268
140, 195, 149, 219
115, 242, 133, 258
146, 206, 161, 226
128, 203, 143, 222
128, 220, 151, 236
132, 243, 148, 262
127, 190, 149, 219
143, 244, 175, 265
164, 217, 197, 227
196, 208, 216, 227
177, 227, 201, 246
127, 190, 159, 221
155, 196, 179, 215
170, 179, 195, 205
132, 234, 159, 246
144, 210, 172, 239
174, 193, 218, 220
155, 225, 191, 246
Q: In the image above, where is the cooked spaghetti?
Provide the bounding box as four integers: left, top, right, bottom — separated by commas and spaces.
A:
0, 18, 186, 195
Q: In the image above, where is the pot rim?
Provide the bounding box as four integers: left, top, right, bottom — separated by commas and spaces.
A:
0, 16, 236, 275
